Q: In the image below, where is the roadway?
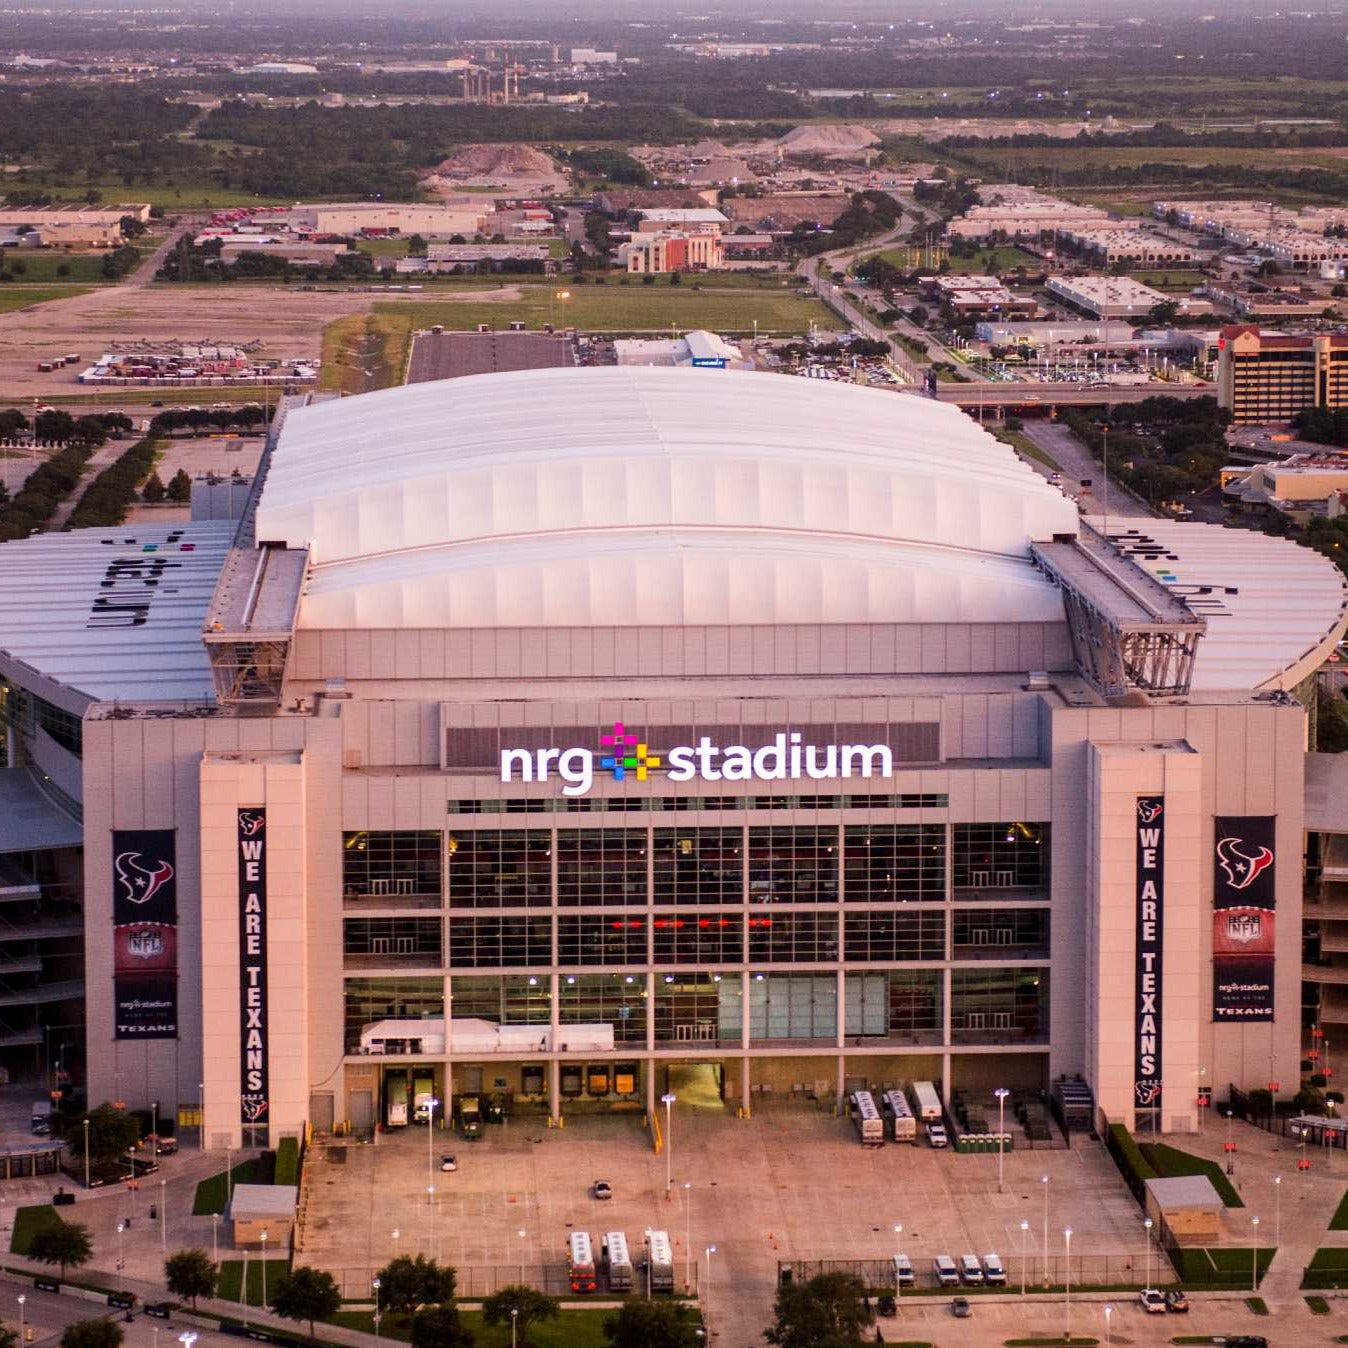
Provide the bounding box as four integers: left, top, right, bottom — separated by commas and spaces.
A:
935, 381, 1213, 409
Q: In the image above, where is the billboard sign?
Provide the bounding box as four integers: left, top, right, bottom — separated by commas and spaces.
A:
1135, 797, 1165, 1111
112, 829, 178, 1039
1213, 816, 1276, 1021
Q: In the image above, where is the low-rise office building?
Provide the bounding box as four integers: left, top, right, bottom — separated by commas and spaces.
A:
620, 231, 724, 273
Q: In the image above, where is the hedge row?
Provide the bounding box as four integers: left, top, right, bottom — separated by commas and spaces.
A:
0, 442, 93, 541
1106, 1122, 1157, 1204
274, 1136, 300, 1187
66, 435, 162, 529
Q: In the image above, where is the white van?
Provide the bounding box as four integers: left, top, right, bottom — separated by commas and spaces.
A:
933, 1255, 959, 1287
982, 1253, 1006, 1286
892, 1254, 914, 1288
959, 1254, 984, 1285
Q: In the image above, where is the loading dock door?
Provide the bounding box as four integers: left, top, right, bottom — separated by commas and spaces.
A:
310, 1093, 335, 1133
349, 1089, 374, 1133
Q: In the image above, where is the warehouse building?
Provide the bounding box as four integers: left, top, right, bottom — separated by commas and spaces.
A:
0, 371, 1343, 1146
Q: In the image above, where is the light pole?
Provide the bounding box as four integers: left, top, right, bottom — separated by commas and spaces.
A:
426, 1097, 439, 1195
704, 1245, 716, 1329
1251, 1216, 1260, 1292
179, 1330, 197, 1348
212, 1213, 219, 1265
242, 1241, 250, 1329
83, 1117, 90, 1191
1103, 1303, 1113, 1348
684, 1183, 693, 1291
995, 1088, 1009, 1193
510, 1308, 518, 1348
198, 1082, 205, 1151
644, 1228, 653, 1298
392, 1228, 400, 1259
372, 1277, 382, 1344
1064, 1227, 1073, 1341
1275, 1175, 1282, 1245
116, 1221, 125, 1271
517, 1228, 527, 1285
160, 1176, 167, 1253
18, 1294, 25, 1342
662, 1092, 677, 1195
1019, 1220, 1029, 1296
260, 1229, 269, 1309
427, 1185, 436, 1259
894, 1224, 903, 1308
226, 1146, 233, 1206
1041, 1175, 1049, 1287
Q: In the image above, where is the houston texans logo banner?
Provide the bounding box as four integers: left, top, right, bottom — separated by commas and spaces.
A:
239, 808, 270, 1132
1134, 797, 1165, 1113
1213, 816, 1276, 1022
112, 829, 179, 1039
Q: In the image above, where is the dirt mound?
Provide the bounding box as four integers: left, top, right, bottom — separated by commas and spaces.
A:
777, 124, 881, 156
436, 143, 557, 177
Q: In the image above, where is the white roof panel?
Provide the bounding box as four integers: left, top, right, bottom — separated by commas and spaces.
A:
0, 521, 234, 703
260, 367, 1079, 631
1107, 519, 1348, 690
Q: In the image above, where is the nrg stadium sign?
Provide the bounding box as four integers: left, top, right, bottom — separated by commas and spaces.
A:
501, 722, 901, 798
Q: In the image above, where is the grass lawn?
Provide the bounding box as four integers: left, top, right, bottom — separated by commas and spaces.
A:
217, 1258, 291, 1305
374, 285, 837, 337
11, 1204, 64, 1256
0, 285, 94, 315
320, 312, 412, 394
0, 246, 149, 285
192, 1158, 259, 1215
1308, 1294, 1331, 1313
334, 1306, 696, 1348
1139, 1142, 1243, 1207
941, 245, 1043, 275
995, 428, 1060, 471
357, 238, 412, 259
1331, 1186, 1348, 1231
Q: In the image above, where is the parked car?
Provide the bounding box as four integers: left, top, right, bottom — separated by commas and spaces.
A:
1139, 1288, 1166, 1314
439, 1154, 457, 1172
951, 1297, 972, 1318
875, 1294, 896, 1317
153, 1136, 178, 1156
1165, 1289, 1189, 1313
592, 1180, 613, 1200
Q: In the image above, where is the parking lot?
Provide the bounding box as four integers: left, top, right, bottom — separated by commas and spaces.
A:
299, 1097, 1177, 1342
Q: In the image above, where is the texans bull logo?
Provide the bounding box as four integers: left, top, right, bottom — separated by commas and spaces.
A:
115, 850, 175, 907
239, 810, 265, 837
242, 1097, 269, 1122
1137, 800, 1163, 824
1134, 1080, 1162, 1107
1216, 836, 1274, 893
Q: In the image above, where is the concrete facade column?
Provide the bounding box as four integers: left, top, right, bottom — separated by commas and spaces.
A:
549, 972, 562, 1123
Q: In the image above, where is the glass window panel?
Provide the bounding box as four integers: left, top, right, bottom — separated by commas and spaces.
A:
952, 908, 1049, 957
344, 976, 443, 1051
343, 831, 442, 899
746, 912, 840, 963
652, 913, 743, 964
842, 910, 945, 961
556, 830, 649, 907
843, 824, 946, 901
653, 972, 735, 1043
951, 967, 1049, 1042
557, 915, 648, 966
746, 827, 839, 904
652, 827, 744, 905
446, 829, 552, 909
447, 917, 553, 968
952, 823, 1049, 892
558, 973, 646, 1043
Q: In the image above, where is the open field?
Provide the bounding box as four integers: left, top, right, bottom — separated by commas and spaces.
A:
0, 285, 94, 316
1127, 269, 1211, 290
0, 245, 152, 285
375, 286, 837, 337
952, 144, 1348, 173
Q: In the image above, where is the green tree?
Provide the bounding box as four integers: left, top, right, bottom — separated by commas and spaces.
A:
0, 1321, 17, 1348
602, 1300, 701, 1348
408, 1305, 473, 1348
407, 234, 427, 256
373, 1255, 457, 1316
141, 471, 166, 503
764, 1271, 871, 1348
30, 1222, 93, 1277
61, 1322, 121, 1348
270, 1266, 341, 1338
72, 1103, 140, 1164
166, 469, 193, 503
481, 1286, 559, 1345
165, 1248, 217, 1306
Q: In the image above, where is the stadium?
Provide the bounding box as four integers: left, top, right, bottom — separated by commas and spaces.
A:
0, 366, 1345, 1147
